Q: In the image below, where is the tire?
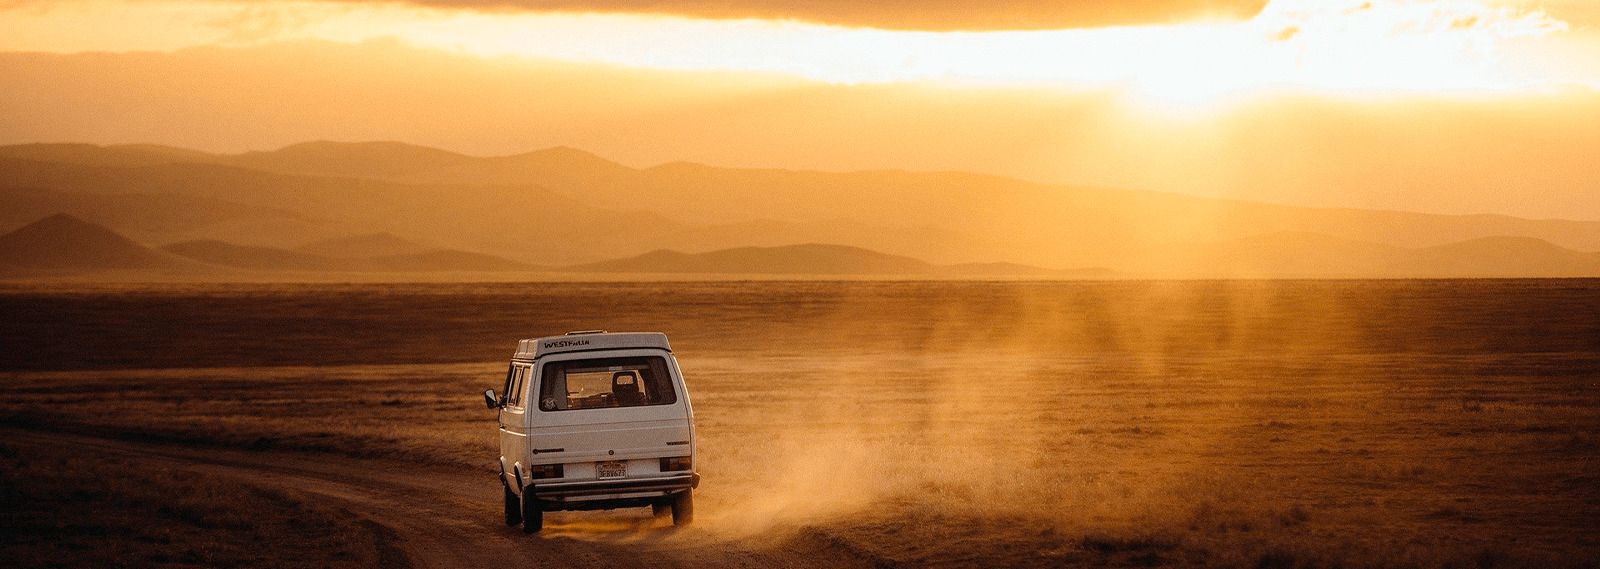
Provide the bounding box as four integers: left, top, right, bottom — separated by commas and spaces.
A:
652, 501, 671, 519
521, 491, 544, 533
671, 490, 694, 527
503, 486, 522, 527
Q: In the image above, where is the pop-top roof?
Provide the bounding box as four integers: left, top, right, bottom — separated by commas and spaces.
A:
513, 331, 671, 360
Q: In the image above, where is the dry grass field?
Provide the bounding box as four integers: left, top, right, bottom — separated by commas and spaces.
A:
0, 439, 403, 568
2, 280, 1598, 568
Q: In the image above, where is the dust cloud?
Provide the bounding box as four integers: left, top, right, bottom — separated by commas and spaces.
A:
678, 281, 1401, 537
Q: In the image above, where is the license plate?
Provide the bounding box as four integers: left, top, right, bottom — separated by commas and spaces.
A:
596, 461, 627, 479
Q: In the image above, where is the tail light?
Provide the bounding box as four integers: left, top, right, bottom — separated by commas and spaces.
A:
660, 456, 692, 472
527, 463, 564, 480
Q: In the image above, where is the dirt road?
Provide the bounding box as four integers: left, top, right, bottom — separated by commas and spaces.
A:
3, 428, 888, 569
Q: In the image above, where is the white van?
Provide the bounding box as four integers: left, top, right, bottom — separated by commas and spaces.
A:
483, 331, 698, 532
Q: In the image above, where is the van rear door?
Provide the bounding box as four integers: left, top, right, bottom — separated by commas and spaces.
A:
528, 352, 691, 478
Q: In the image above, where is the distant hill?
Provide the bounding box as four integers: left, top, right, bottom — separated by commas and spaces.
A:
296, 233, 430, 258
1405, 236, 1600, 277
227, 141, 478, 180
1165, 232, 1600, 278
568, 243, 1077, 276
571, 244, 935, 274
0, 141, 634, 188
390, 145, 634, 189
6, 141, 1600, 278
1, 186, 310, 246
0, 154, 681, 265
163, 238, 535, 272
0, 214, 193, 272
941, 262, 1115, 278
363, 250, 536, 272
0, 143, 214, 168
163, 240, 339, 271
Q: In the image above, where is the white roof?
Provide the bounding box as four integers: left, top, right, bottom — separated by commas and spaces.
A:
513, 331, 671, 360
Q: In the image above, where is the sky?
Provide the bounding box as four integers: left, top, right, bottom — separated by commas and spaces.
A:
1, 0, 1598, 219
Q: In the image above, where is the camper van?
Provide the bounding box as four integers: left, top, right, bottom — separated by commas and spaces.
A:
483, 331, 698, 532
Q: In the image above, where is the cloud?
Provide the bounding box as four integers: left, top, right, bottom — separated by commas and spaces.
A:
204, 5, 327, 44
1257, 0, 1567, 40
1538, 0, 1600, 28
1240, 0, 1576, 94
287, 0, 1272, 31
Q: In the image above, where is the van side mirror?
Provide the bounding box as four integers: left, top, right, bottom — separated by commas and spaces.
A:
483, 389, 499, 409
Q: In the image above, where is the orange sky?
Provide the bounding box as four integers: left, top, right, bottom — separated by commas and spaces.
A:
1, 0, 1598, 219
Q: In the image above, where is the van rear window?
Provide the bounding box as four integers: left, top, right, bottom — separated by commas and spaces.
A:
537, 356, 676, 411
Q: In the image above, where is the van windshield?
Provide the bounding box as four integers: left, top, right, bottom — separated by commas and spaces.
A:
537, 356, 677, 411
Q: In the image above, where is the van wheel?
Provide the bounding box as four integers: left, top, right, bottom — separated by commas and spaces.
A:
652, 501, 671, 519
671, 490, 694, 526
521, 492, 543, 533
503, 486, 522, 526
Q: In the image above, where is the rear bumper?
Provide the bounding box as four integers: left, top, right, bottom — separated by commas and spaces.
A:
528, 472, 699, 499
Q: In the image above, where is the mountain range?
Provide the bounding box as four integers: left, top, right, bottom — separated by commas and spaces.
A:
0, 215, 1087, 278
0, 214, 540, 277
0, 213, 197, 273
2, 141, 1599, 279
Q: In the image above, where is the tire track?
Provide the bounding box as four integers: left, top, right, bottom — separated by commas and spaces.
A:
3, 428, 878, 569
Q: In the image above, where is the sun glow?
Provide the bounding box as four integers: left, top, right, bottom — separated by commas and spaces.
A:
0, 0, 1594, 107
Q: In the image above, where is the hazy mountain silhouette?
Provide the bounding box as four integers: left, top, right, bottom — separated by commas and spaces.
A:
568, 243, 1077, 276
599, 162, 1600, 261
163, 239, 534, 272
6, 141, 1600, 278
362, 250, 537, 272
659, 218, 995, 265
396, 146, 634, 189
1405, 236, 1600, 277
296, 233, 430, 258
191, 140, 631, 187
77, 139, 1597, 257
0, 154, 681, 264
163, 240, 340, 271
0, 143, 214, 168
0, 141, 634, 188
0, 214, 194, 272
228, 141, 479, 181
570, 244, 935, 274
942, 262, 1115, 278
2, 186, 310, 246
1169, 232, 1600, 278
